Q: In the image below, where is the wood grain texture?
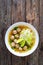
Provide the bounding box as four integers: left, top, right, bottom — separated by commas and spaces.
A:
26, 0, 33, 24
38, 0, 43, 65
0, 0, 12, 65
11, 0, 26, 23
0, 0, 43, 65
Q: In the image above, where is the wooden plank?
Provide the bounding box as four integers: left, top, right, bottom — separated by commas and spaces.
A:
26, 0, 33, 24
26, 0, 40, 65
0, 0, 12, 65
38, 0, 43, 65
11, 0, 26, 24
11, 0, 28, 65
40, 0, 43, 43
32, 0, 40, 30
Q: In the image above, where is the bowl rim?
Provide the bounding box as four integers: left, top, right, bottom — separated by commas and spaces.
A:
5, 22, 39, 57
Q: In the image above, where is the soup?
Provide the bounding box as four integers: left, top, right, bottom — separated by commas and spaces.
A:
8, 25, 35, 53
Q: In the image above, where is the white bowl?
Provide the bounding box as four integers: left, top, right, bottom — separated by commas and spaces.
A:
5, 22, 39, 57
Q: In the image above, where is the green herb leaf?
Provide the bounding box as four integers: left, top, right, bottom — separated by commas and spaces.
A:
14, 27, 18, 30
9, 39, 13, 43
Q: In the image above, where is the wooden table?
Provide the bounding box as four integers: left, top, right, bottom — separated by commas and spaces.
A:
0, 0, 43, 65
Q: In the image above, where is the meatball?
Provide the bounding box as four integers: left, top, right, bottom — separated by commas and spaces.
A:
11, 42, 15, 47
23, 46, 27, 50
19, 47, 22, 51
14, 39, 18, 43
13, 30, 17, 34
17, 28, 21, 33
10, 35, 14, 40
15, 44, 19, 48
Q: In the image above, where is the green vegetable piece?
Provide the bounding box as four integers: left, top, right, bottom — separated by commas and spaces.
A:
25, 34, 32, 46
20, 40, 25, 47
17, 38, 23, 43
11, 47, 14, 49
20, 29, 33, 46
26, 38, 32, 46
14, 27, 18, 30
9, 39, 13, 43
